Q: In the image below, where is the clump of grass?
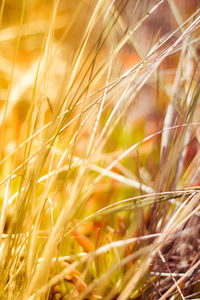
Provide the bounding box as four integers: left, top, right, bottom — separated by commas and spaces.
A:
0, 0, 200, 299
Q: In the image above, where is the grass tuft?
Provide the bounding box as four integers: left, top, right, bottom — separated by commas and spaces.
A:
0, 0, 200, 299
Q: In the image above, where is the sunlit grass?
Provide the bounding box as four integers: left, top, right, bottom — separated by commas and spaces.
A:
0, 1, 200, 299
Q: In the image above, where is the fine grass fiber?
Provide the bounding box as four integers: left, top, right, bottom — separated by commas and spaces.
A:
0, 0, 200, 299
